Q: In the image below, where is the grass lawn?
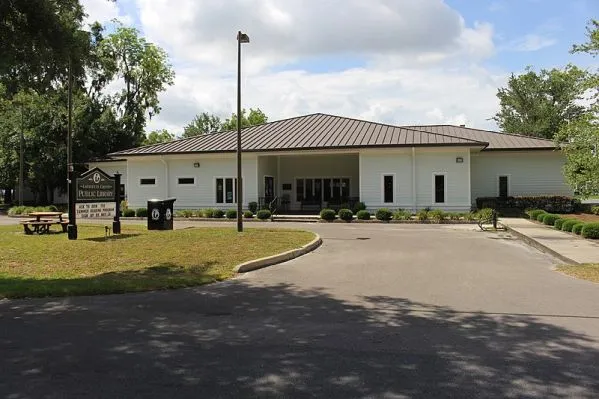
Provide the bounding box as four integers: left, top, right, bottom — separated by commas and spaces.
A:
556, 264, 599, 283
0, 224, 315, 298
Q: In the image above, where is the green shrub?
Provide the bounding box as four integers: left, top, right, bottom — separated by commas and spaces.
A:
338, 208, 353, 222
553, 218, 569, 230
429, 209, 446, 223
202, 208, 214, 218
213, 209, 224, 218
243, 210, 254, 219
393, 210, 411, 220
7, 206, 26, 216
135, 208, 148, 217
536, 213, 547, 222
476, 208, 494, 222
541, 213, 559, 225
376, 208, 393, 221
225, 209, 237, 219
47, 205, 59, 212
561, 219, 579, 232
528, 209, 547, 220
463, 212, 476, 221
581, 223, 599, 239
353, 201, 367, 213
320, 208, 336, 221
248, 201, 258, 214
256, 209, 271, 220
123, 209, 136, 217
447, 212, 461, 220
476, 196, 579, 213
356, 210, 371, 220
572, 223, 586, 235
416, 209, 429, 221
177, 209, 193, 218
591, 205, 599, 215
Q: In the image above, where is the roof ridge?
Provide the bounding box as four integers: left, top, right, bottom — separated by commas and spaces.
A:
405, 124, 554, 143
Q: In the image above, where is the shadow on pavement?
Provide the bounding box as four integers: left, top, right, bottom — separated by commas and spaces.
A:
1, 281, 598, 398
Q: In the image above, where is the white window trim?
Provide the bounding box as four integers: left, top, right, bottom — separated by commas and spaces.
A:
214, 176, 239, 204
497, 174, 511, 197
176, 176, 196, 186
381, 173, 396, 204
138, 176, 157, 187
432, 172, 448, 205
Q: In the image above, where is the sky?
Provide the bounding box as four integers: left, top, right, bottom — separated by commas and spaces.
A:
80, 0, 598, 134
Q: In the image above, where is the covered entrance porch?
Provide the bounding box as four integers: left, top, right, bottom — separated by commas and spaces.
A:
257, 152, 360, 213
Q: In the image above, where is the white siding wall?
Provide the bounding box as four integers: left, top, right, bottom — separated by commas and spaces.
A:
126, 159, 167, 208
471, 151, 573, 201
257, 156, 278, 198
359, 150, 413, 209
126, 154, 258, 210
415, 149, 470, 211
278, 154, 359, 209
360, 148, 471, 212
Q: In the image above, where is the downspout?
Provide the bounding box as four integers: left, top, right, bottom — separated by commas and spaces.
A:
467, 149, 472, 210
411, 147, 417, 213
160, 156, 169, 199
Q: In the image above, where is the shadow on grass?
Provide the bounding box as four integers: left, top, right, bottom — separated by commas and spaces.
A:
0, 261, 222, 299
1, 281, 598, 397
83, 233, 142, 242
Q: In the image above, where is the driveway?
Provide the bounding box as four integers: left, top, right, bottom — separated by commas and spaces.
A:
1, 221, 599, 398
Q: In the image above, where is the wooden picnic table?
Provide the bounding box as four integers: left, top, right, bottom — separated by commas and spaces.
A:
21, 212, 69, 235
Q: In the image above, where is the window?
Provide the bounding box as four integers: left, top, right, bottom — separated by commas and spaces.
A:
296, 179, 304, 201
216, 178, 237, 204
383, 175, 394, 203
499, 176, 509, 198
140, 178, 156, 185
434, 174, 445, 203
177, 177, 195, 185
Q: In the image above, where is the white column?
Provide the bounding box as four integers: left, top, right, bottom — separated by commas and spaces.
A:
411, 147, 417, 213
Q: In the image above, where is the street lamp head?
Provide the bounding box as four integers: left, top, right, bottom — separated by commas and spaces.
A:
237, 31, 250, 44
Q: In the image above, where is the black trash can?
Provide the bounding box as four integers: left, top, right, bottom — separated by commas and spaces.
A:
147, 198, 176, 230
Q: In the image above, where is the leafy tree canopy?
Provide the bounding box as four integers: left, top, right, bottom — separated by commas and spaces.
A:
493, 65, 587, 139
221, 108, 268, 131
182, 112, 222, 138
143, 129, 175, 145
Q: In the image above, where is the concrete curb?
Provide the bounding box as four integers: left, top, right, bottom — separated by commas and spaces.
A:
502, 224, 579, 265
234, 234, 323, 273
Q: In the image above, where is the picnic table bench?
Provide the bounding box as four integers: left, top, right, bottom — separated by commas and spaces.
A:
20, 212, 69, 235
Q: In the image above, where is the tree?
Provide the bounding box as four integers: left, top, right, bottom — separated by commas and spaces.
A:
96, 23, 175, 147
182, 112, 222, 138
0, 0, 90, 95
143, 129, 175, 145
556, 20, 599, 197
221, 108, 268, 131
493, 65, 587, 139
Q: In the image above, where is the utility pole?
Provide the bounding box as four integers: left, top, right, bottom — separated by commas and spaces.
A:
67, 56, 77, 240
19, 104, 24, 206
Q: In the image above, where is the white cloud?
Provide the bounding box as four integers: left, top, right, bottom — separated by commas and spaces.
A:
97, 0, 504, 134
508, 34, 557, 52
80, 0, 132, 27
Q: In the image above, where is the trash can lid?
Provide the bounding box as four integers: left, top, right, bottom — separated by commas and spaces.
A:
147, 198, 162, 202
165, 197, 177, 202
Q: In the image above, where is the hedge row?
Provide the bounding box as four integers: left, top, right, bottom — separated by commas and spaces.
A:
527, 209, 599, 239
476, 196, 580, 214
123, 208, 268, 219
8, 205, 60, 216
319, 208, 489, 223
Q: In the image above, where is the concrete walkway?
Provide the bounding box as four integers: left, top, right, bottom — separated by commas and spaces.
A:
501, 218, 599, 264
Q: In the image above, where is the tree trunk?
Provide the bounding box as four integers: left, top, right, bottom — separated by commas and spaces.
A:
3, 189, 12, 204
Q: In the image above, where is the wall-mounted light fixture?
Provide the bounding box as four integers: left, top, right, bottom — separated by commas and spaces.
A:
193, 162, 200, 168
456, 157, 464, 163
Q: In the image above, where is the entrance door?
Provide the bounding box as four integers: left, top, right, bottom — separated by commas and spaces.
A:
264, 176, 274, 199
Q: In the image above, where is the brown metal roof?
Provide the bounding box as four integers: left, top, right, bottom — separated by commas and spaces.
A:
109, 113, 555, 157
404, 124, 555, 150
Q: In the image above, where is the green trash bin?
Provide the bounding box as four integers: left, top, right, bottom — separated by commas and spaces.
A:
147, 198, 176, 230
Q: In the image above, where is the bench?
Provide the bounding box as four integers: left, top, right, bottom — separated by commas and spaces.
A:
20, 220, 69, 235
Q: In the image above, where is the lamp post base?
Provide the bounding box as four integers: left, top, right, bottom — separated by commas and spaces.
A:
113, 220, 121, 235
67, 224, 78, 240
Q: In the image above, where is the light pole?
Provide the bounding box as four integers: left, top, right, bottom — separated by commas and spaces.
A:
236, 30, 250, 233
67, 56, 77, 240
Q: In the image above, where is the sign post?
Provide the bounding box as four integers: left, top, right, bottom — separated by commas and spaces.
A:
74, 167, 121, 240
